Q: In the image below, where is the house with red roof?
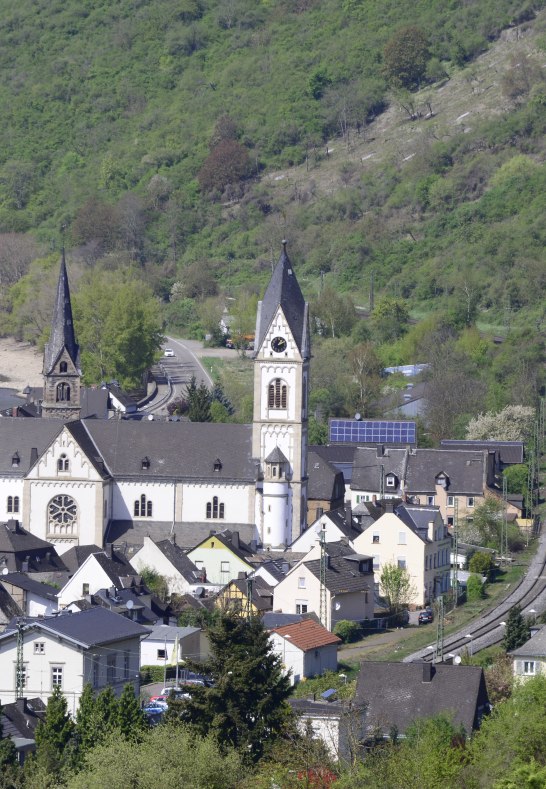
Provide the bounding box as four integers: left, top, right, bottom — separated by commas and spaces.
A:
270, 618, 341, 685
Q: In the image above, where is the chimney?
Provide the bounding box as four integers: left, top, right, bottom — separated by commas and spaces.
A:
237, 571, 246, 580
376, 445, 385, 458
428, 521, 435, 541
30, 447, 38, 466
106, 543, 114, 560
345, 502, 352, 524
422, 662, 434, 683
231, 531, 239, 550
250, 539, 257, 552
385, 500, 394, 513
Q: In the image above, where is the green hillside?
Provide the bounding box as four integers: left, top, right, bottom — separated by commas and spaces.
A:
1, 0, 546, 424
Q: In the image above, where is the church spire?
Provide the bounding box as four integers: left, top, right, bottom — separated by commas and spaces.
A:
43, 249, 80, 376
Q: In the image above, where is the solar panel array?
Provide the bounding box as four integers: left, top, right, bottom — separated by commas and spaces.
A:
329, 419, 416, 445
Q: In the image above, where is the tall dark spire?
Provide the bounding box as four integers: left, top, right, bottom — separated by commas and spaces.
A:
43, 250, 80, 375
255, 240, 309, 357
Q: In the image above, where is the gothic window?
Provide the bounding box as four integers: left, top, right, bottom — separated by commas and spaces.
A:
57, 454, 70, 472
7, 496, 19, 513
134, 494, 152, 518
268, 378, 287, 409
56, 383, 71, 402
48, 495, 77, 536
59, 362, 68, 373
206, 496, 225, 519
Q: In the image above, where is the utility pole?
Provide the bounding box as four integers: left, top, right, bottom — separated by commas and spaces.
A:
380, 464, 385, 500
435, 595, 444, 663
452, 498, 459, 608
16, 619, 25, 700
369, 271, 375, 313
319, 529, 327, 628
502, 475, 508, 565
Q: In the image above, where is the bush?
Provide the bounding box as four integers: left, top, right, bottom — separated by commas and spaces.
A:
468, 552, 495, 580
333, 620, 361, 643
466, 573, 486, 602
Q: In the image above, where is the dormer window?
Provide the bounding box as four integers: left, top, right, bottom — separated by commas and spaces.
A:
213, 458, 222, 472
435, 473, 449, 489
141, 457, 150, 470
11, 452, 20, 468
386, 474, 396, 488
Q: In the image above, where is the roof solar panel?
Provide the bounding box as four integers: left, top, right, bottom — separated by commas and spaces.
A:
329, 419, 416, 445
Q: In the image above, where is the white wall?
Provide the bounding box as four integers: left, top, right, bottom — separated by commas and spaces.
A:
140, 630, 203, 667
57, 554, 117, 607
113, 481, 175, 522
270, 633, 338, 684
0, 478, 24, 522
131, 537, 193, 596
27, 592, 57, 617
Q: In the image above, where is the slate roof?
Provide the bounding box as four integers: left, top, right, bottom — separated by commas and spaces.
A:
2, 608, 149, 648
144, 624, 200, 642
511, 625, 546, 657
265, 446, 290, 464
263, 612, 306, 629
351, 447, 407, 492
440, 440, 524, 466
0, 585, 23, 621
43, 253, 80, 375
0, 420, 63, 476
191, 529, 256, 564
90, 551, 137, 587
106, 521, 257, 551
2, 698, 46, 741
61, 544, 104, 576
83, 421, 256, 482
154, 539, 203, 582
304, 544, 372, 594
405, 449, 487, 494
80, 388, 109, 419
272, 619, 341, 651
320, 507, 363, 541
0, 521, 66, 572
254, 242, 309, 358
355, 661, 489, 737
222, 575, 274, 612
308, 451, 345, 501
1, 573, 58, 601
394, 504, 442, 543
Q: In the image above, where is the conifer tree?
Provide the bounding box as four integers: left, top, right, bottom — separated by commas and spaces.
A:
183, 612, 292, 762
34, 686, 75, 773
92, 686, 119, 742
75, 683, 96, 757
502, 605, 531, 651
117, 683, 147, 740
186, 375, 212, 422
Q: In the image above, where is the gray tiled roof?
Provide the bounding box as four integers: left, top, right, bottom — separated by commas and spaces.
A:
2, 608, 149, 648
321, 507, 363, 540
440, 440, 524, 465
154, 539, 202, 582
308, 451, 345, 501
0, 421, 63, 476
1, 573, 58, 601
351, 447, 407, 492
144, 624, 201, 641
60, 545, 104, 576
406, 449, 486, 494
255, 242, 309, 358
90, 551, 137, 587
107, 521, 256, 551
355, 661, 489, 737
511, 625, 546, 657
394, 504, 442, 542
83, 421, 256, 482
43, 254, 80, 375
265, 446, 289, 464
304, 544, 372, 594
0, 522, 66, 572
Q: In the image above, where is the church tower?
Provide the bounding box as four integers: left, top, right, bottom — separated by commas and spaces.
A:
253, 241, 310, 547
42, 251, 81, 421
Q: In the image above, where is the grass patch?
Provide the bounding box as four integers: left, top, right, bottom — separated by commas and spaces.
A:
201, 355, 254, 422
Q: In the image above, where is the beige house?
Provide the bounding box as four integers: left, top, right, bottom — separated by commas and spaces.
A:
273, 542, 374, 631
352, 503, 451, 607
187, 530, 256, 586
511, 626, 546, 682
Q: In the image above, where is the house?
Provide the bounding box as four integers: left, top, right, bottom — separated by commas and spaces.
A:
354, 661, 490, 739
511, 625, 546, 682
0, 519, 66, 582
131, 536, 214, 596
1, 697, 46, 763
309, 444, 356, 494
187, 530, 257, 586
0, 608, 149, 714
75, 585, 169, 626
351, 446, 407, 505
289, 505, 364, 554
352, 503, 451, 607
273, 542, 374, 631
270, 618, 341, 684
289, 697, 356, 763
252, 557, 291, 588
0, 242, 311, 552
57, 548, 138, 608
440, 439, 524, 473
215, 574, 274, 616
307, 450, 345, 524
140, 624, 209, 667
0, 573, 58, 617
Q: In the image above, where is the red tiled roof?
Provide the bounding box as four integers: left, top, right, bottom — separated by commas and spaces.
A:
272, 619, 341, 652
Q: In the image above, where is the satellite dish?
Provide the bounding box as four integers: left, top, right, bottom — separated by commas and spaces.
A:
147, 414, 154, 421
453, 655, 462, 665
354, 412, 362, 421
335, 602, 341, 611
126, 599, 134, 610
2, 568, 8, 575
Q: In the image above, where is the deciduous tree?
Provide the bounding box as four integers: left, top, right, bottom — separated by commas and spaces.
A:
383, 26, 430, 90
379, 563, 416, 616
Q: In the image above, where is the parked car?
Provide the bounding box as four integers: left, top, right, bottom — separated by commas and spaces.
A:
163, 348, 175, 357
418, 608, 434, 625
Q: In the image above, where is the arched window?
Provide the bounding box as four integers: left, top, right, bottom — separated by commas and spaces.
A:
59, 362, 68, 373
7, 496, 19, 514
57, 454, 69, 472
206, 497, 225, 519
134, 494, 152, 518
268, 379, 287, 409
48, 495, 77, 536
56, 383, 71, 402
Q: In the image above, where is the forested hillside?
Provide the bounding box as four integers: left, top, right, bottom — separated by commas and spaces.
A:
1, 0, 546, 427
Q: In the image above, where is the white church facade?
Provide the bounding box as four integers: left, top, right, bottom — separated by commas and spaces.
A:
0, 243, 310, 554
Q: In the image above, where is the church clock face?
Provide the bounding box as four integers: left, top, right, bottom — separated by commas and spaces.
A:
271, 336, 287, 353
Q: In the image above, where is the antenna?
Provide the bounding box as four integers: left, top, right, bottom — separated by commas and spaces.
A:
319, 529, 327, 628
125, 599, 134, 610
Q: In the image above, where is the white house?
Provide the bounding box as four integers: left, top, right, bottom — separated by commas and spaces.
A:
289, 507, 363, 554
57, 550, 137, 608
131, 537, 215, 596
273, 543, 374, 631
140, 624, 209, 668
511, 625, 546, 682
270, 619, 341, 685
0, 608, 148, 714
0, 573, 58, 617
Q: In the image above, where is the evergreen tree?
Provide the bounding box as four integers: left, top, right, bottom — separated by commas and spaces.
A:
75, 684, 96, 757
502, 605, 531, 651
92, 686, 119, 742
183, 612, 292, 762
117, 684, 147, 740
0, 704, 16, 771
34, 686, 75, 773
186, 375, 212, 422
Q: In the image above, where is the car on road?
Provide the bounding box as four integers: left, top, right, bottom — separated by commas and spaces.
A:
418, 608, 434, 625
163, 348, 175, 357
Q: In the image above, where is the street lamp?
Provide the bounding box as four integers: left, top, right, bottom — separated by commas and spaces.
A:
465, 634, 473, 657
338, 673, 347, 685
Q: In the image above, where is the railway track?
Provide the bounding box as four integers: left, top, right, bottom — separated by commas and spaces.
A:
405, 530, 546, 662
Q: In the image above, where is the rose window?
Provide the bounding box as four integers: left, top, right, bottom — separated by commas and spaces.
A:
48, 495, 77, 535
